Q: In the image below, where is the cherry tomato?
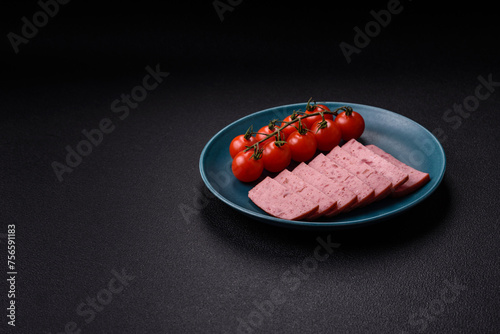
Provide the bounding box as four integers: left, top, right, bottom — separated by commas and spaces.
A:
311, 119, 342, 151
262, 141, 292, 173
334, 108, 365, 141
229, 133, 257, 158
256, 123, 278, 147
232, 149, 264, 182
287, 130, 317, 162
301, 103, 333, 130
281, 113, 299, 139
316, 104, 332, 114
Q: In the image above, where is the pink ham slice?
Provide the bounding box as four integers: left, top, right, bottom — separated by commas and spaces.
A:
248, 176, 319, 220
308, 153, 375, 209
326, 146, 392, 201
342, 139, 409, 190
292, 162, 357, 216
274, 169, 337, 219
366, 145, 430, 197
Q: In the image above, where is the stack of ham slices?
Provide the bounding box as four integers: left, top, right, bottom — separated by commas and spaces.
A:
248, 139, 430, 220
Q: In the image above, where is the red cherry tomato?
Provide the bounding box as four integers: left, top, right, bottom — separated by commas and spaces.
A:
256, 123, 278, 147
301, 103, 333, 130
311, 119, 342, 151
229, 134, 257, 158
231, 149, 264, 182
334, 108, 365, 141
281, 113, 300, 139
262, 141, 292, 173
316, 104, 332, 114
287, 130, 317, 162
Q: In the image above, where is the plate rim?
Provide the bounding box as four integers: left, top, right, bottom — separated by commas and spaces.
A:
199, 101, 446, 228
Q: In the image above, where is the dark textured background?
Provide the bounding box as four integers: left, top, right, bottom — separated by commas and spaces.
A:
1, 1, 500, 333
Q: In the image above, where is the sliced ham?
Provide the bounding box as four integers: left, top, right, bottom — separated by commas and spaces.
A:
326, 146, 392, 201
366, 145, 431, 197
308, 153, 375, 209
342, 139, 409, 190
292, 162, 357, 215
274, 169, 337, 219
247, 139, 432, 221
248, 176, 319, 220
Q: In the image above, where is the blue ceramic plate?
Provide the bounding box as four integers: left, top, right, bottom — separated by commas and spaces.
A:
199, 102, 446, 229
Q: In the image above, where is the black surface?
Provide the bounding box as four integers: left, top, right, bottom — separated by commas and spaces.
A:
2, 1, 500, 333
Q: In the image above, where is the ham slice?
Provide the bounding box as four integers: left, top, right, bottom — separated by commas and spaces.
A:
248, 176, 319, 220
326, 146, 392, 201
292, 163, 357, 215
274, 169, 337, 219
247, 139, 432, 221
342, 139, 409, 190
308, 154, 375, 209
366, 145, 430, 197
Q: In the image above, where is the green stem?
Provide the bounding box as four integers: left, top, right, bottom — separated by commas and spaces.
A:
243, 125, 253, 140
338, 106, 353, 116
305, 97, 314, 111
315, 113, 328, 133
